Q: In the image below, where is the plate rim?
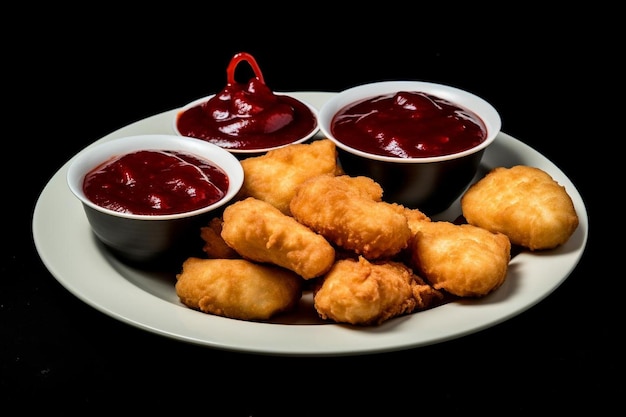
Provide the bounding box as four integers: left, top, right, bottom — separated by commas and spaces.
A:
32, 91, 589, 357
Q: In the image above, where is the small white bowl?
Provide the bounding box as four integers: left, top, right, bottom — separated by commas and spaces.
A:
67, 134, 244, 266
173, 93, 320, 158
318, 81, 501, 214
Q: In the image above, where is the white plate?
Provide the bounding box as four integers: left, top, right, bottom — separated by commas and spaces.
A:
32, 92, 589, 356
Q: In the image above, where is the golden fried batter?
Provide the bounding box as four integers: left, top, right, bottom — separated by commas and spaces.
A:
398, 205, 431, 236
238, 138, 343, 215
461, 165, 579, 250
313, 256, 443, 326
221, 197, 336, 279
290, 174, 411, 259
329, 173, 384, 201
410, 221, 511, 297
175, 257, 302, 321
200, 217, 239, 259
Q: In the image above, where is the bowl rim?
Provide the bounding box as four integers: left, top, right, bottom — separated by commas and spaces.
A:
172, 92, 320, 154
318, 80, 502, 163
66, 134, 244, 220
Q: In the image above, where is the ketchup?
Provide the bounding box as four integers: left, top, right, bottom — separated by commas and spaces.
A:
331, 91, 488, 158
176, 52, 317, 150
83, 150, 229, 215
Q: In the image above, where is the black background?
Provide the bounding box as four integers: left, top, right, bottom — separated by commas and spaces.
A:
3, 7, 618, 415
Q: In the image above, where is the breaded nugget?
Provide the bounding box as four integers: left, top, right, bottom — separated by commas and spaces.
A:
398, 205, 431, 236
175, 257, 302, 321
461, 165, 579, 250
330, 174, 384, 201
313, 256, 443, 326
410, 221, 511, 297
238, 138, 343, 215
221, 197, 336, 279
290, 174, 411, 259
200, 217, 239, 259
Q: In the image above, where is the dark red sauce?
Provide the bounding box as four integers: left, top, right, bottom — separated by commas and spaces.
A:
83, 150, 229, 215
176, 52, 317, 150
331, 91, 488, 158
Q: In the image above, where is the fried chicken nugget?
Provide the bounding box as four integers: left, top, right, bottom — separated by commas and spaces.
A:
461, 165, 579, 250
409, 221, 511, 297
290, 174, 411, 259
330, 174, 385, 201
314, 256, 443, 326
397, 205, 431, 236
238, 138, 343, 215
221, 197, 336, 279
200, 217, 239, 259
175, 257, 302, 321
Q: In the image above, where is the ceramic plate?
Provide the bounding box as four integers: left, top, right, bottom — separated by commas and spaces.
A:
32, 92, 588, 356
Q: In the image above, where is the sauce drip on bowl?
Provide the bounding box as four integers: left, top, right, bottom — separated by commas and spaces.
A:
176, 52, 317, 150
83, 150, 229, 215
331, 91, 487, 158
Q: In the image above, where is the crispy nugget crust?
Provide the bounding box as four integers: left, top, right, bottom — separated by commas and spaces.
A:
290, 174, 411, 259
410, 221, 511, 297
397, 205, 431, 236
314, 256, 443, 326
461, 165, 579, 250
175, 257, 302, 321
221, 197, 336, 279
238, 139, 342, 215
200, 217, 240, 259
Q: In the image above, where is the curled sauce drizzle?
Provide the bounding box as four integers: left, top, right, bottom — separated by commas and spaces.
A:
176, 52, 317, 150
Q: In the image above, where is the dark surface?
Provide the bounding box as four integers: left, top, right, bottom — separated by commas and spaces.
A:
3, 10, 618, 415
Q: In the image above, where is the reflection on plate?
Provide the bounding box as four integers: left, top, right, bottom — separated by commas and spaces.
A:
32, 92, 588, 357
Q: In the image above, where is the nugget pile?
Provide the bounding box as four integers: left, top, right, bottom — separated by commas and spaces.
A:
174, 139, 579, 326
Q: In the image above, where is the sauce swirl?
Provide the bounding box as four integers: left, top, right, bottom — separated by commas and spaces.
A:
83, 150, 229, 215
176, 52, 317, 150
331, 91, 487, 158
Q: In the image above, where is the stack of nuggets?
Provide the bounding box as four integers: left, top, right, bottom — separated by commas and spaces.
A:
175, 140, 579, 325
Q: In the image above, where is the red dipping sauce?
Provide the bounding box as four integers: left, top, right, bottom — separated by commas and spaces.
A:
331, 91, 488, 158
83, 150, 229, 215
176, 52, 317, 150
